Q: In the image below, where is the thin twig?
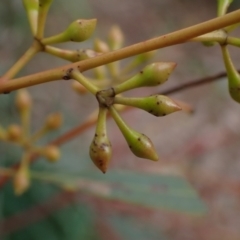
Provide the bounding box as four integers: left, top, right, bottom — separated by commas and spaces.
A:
161, 70, 234, 95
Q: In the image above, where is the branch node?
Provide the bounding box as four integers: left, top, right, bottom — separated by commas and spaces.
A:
96, 88, 115, 107
62, 68, 74, 80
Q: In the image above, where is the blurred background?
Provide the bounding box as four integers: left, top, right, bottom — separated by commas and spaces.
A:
0, 0, 240, 239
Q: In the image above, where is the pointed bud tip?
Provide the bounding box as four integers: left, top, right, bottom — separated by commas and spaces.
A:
101, 169, 107, 174
143, 62, 177, 86
149, 153, 159, 161
157, 62, 176, 72
173, 102, 182, 111
170, 62, 177, 69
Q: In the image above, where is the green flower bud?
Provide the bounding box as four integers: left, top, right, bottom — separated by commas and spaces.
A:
110, 107, 158, 161
221, 45, 240, 103
7, 125, 22, 142
66, 19, 97, 42
13, 164, 30, 196
108, 25, 124, 50
43, 145, 60, 162
45, 113, 63, 130
94, 38, 110, 53
89, 107, 112, 173
16, 89, 32, 112
114, 62, 176, 94
114, 95, 181, 117
42, 19, 97, 44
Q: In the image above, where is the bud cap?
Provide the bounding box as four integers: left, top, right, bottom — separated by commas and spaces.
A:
109, 107, 158, 161
114, 62, 176, 94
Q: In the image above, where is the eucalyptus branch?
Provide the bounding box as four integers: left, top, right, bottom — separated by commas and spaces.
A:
0, 68, 232, 188
1, 0, 240, 233
0, 9, 240, 93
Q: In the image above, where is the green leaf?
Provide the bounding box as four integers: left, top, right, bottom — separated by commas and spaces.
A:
107, 214, 170, 240
2, 181, 100, 240
51, 170, 207, 215
84, 170, 206, 214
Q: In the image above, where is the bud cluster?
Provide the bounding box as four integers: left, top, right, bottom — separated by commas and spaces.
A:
52, 25, 183, 173
0, 0, 234, 200
0, 89, 62, 195
23, 0, 98, 70
21, 2, 240, 177
84, 60, 181, 173
17, 5, 183, 176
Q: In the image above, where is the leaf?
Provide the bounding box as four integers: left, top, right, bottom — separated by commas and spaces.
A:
107, 214, 170, 240
1, 181, 100, 240
87, 170, 206, 214
52, 170, 207, 215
